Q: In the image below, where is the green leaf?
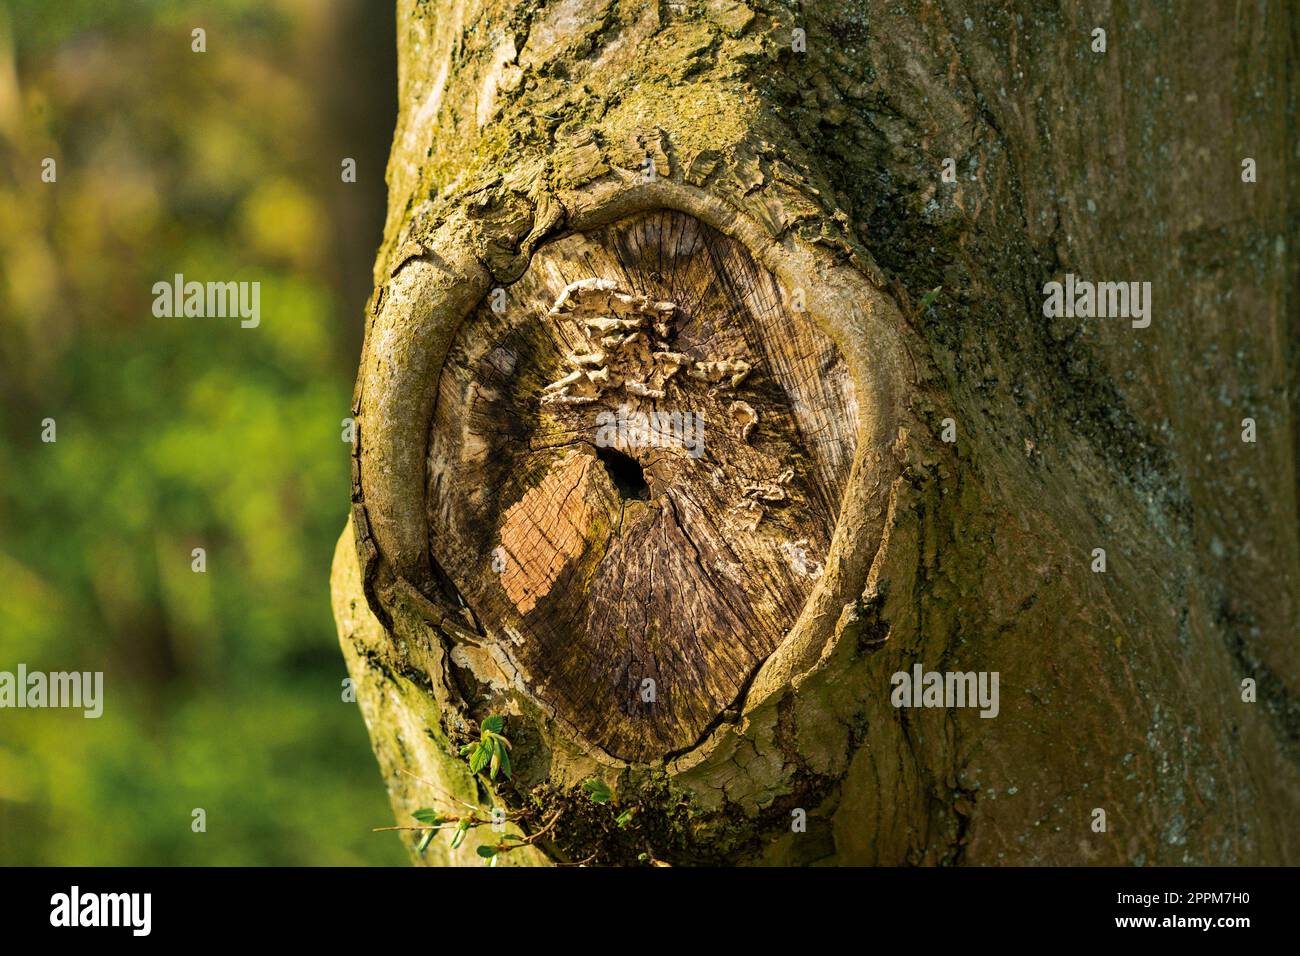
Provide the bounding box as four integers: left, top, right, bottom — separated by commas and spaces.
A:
416, 829, 435, 853
917, 285, 943, 313
462, 718, 515, 779
476, 844, 498, 858
583, 779, 612, 804
450, 820, 469, 850
469, 745, 489, 774
412, 808, 442, 824
615, 808, 635, 828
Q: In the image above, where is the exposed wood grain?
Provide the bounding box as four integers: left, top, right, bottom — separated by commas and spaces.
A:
426, 211, 857, 760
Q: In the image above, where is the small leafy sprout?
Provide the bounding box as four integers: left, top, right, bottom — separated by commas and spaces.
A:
477, 847, 502, 868
581, 779, 650, 848
459, 714, 512, 780
397, 807, 493, 856
917, 285, 943, 314
583, 779, 612, 804
378, 769, 562, 865
412, 808, 445, 852
450, 819, 470, 850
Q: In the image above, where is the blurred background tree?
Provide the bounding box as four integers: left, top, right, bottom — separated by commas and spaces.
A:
0, 0, 404, 864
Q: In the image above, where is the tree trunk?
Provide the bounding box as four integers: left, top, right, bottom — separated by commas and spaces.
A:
332, 0, 1298, 865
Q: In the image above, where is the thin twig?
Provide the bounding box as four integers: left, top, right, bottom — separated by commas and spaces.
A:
512, 809, 564, 847
488, 809, 565, 855
397, 764, 480, 811
372, 822, 462, 833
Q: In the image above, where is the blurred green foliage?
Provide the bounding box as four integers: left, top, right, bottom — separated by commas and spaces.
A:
0, 0, 404, 863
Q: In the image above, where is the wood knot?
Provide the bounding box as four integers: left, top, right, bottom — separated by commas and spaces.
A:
425, 210, 858, 761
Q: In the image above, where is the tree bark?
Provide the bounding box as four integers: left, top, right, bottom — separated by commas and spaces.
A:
332, 0, 1298, 865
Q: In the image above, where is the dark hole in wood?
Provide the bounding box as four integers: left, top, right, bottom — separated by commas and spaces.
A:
595, 446, 650, 501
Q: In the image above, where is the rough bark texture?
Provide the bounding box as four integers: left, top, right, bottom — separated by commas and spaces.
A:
333, 0, 1298, 866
